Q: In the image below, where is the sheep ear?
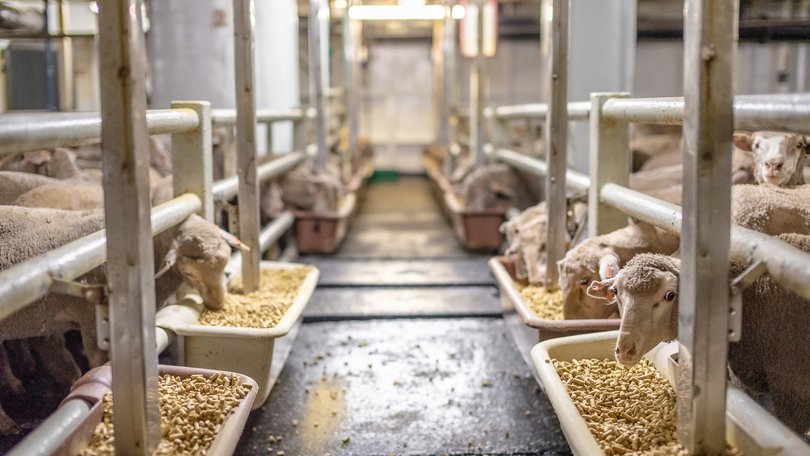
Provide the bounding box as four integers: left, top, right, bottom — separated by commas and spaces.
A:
586, 278, 617, 304
23, 150, 52, 165
218, 228, 251, 252
155, 249, 177, 279
732, 132, 754, 151
598, 253, 621, 280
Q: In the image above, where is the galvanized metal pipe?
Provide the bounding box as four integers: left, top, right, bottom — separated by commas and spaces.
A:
599, 183, 810, 302
588, 93, 631, 236
491, 101, 590, 120
98, 0, 160, 450
600, 93, 810, 133
678, 0, 737, 450
0, 194, 200, 323
212, 151, 306, 202
210, 108, 306, 127
343, 14, 359, 165
172, 101, 214, 223
6, 399, 91, 456
0, 109, 199, 154
233, 0, 261, 293
308, 0, 328, 171
259, 211, 295, 254
493, 148, 589, 194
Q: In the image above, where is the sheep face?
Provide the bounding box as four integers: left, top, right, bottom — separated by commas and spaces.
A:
172, 216, 234, 310
735, 132, 808, 187
558, 242, 622, 319
590, 254, 680, 367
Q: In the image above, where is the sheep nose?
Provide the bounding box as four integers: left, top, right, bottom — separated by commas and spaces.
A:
766, 161, 784, 173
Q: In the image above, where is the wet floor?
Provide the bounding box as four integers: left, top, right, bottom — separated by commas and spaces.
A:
237, 176, 570, 455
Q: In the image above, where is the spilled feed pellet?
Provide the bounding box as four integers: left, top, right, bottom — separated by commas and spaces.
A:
80, 373, 251, 455
198, 266, 313, 328
553, 358, 743, 455
517, 284, 564, 320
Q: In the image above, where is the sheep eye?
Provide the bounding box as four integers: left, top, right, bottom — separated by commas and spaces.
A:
664, 291, 677, 302
578, 278, 590, 286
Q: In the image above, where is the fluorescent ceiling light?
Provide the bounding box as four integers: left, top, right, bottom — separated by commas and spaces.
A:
348, 5, 445, 21
451, 4, 465, 19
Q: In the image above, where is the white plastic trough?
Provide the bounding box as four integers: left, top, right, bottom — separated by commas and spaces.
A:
156, 262, 319, 408
531, 331, 810, 456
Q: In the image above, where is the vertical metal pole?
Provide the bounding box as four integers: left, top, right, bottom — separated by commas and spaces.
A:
171, 101, 214, 223
97, 0, 159, 453
343, 11, 357, 180
57, 0, 74, 111
678, 0, 737, 452
309, 0, 328, 171
470, 0, 488, 168
233, 0, 261, 292
543, 0, 569, 290
588, 92, 630, 236
490, 114, 508, 152
43, 0, 57, 111
266, 122, 274, 156
437, 2, 454, 146
525, 118, 535, 156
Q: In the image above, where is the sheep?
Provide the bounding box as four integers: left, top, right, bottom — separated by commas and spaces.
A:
280, 163, 344, 213
0, 207, 243, 433
632, 134, 682, 171
459, 164, 533, 212
0, 171, 62, 204
733, 131, 808, 187
0, 148, 84, 180
731, 184, 810, 237
501, 200, 588, 285
11, 174, 174, 210
593, 238, 810, 435
556, 220, 680, 320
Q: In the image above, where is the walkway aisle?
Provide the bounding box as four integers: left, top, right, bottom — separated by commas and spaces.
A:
237, 177, 569, 456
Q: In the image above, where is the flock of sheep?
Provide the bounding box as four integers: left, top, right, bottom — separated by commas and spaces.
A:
0, 130, 371, 435
496, 130, 808, 436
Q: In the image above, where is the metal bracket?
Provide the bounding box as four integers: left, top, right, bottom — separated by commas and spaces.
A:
50, 277, 110, 351
728, 260, 767, 342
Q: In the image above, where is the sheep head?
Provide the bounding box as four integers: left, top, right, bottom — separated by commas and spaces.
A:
588, 253, 680, 367
557, 241, 620, 320
734, 131, 808, 187
159, 215, 247, 310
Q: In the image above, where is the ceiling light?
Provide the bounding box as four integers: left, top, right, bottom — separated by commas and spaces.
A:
348, 5, 445, 21
451, 4, 465, 19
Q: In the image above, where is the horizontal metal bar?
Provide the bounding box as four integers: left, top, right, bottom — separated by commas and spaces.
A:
7, 322, 177, 456
210, 108, 306, 126
212, 151, 306, 202
601, 93, 810, 132
259, 211, 295, 253
599, 183, 810, 301
489, 101, 590, 120
6, 398, 91, 456
493, 148, 590, 193
0, 109, 199, 155
0, 194, 201, 322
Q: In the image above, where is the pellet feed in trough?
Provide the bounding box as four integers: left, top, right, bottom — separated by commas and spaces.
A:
553, 358, 743, 455
198, 266, 314, 328
518, 284, 564, 320
80, 373, 251, 456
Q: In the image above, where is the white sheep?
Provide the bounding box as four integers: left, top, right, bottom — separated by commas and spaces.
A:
556, 220, 680, 320
731, 184, 810, 237
733, 131, 807, 187
0, 207, 243, 434
592, 240, 810, 435
500, 200, 587, 286
280, 163, 344, 213
459, 164, 533, 212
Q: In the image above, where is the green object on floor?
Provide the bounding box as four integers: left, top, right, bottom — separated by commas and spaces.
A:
370, 170, 399, 182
